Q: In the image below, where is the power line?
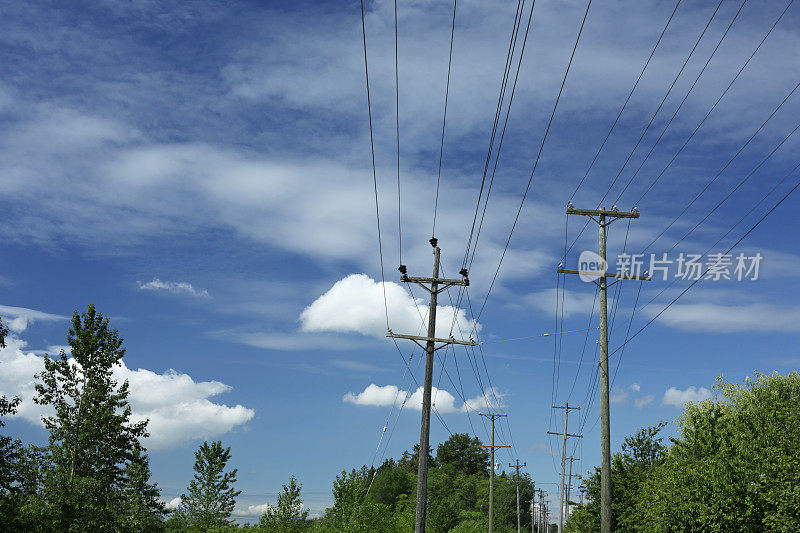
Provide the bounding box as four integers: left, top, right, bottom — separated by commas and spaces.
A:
641, 78, 800, 253
473, 0, 593, 327
592, 0, 725, 208
394, 0, 402, 265
632, 0, 796, 206
568, 0, 683, 201
432, 0, 459, 238
611, 168, 800, 357
462, 0, 530, 269
612, 0, 748, 204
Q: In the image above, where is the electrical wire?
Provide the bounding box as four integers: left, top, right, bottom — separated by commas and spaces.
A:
472, 0, 593, 328
568, 0, 683, 201
612, 0, 748, 204
432, 0, 459, 238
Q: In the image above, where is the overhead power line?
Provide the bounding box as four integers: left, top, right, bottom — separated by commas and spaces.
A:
432, 0, 459, 238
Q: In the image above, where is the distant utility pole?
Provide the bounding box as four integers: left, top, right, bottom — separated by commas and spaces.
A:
559, 205, 650, 533
509, 459, 527, 533
544, 499, 551, 532
565, 457, 580, 522
480, 412, 510, 533
388, 238, 474, 533
547, 403, 581, 533
537, 489, 545, 533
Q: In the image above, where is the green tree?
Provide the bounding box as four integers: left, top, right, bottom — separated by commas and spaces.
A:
33, 304, 152, 531
257, 475, 310, 532
634, 373, 800, 532
119, 444, 166, 532
174, 440, 241, 529
566, 422, 667, 533
435, 433, 489, 476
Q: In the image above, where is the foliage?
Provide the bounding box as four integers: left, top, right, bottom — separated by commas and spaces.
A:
28, 304, 159, 531
257, 475, 310, 532
568, 372, 800, 533
435, 433, 490, 476
173, 440, 241, 530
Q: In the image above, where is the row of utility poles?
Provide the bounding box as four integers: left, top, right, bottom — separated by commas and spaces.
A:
389, 205, 646, 532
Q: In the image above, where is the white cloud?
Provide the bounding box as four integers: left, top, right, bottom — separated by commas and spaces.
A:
342, 383, 502, 414
635, 395, 654, 409
526, 288, 612, 319
164, 497, 182, 510
610, 387, 628, 404
0, 335, 254, 451
630, 383, 641, 392
651, 303, 800, 332
0, 304, 66, 333
138, 278, 210, 298
662, 386, 712, 407
300, 274, 479, 341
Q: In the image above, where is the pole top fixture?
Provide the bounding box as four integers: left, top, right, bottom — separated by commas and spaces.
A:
429, 237, 438, 248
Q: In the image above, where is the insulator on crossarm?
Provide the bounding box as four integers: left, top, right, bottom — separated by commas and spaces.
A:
398, 264, 407, 275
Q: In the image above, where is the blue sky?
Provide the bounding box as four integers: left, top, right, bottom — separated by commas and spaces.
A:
2, 0, 800, 520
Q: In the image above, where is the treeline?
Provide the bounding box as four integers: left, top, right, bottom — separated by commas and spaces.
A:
0, 305, 542, 532
566, 372, 800, 532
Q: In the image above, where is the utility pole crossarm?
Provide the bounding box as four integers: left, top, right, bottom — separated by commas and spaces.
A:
401, 275, 468, 293
546, 431, 583, 438
556, 268, 652, 281
566, 207, 639, 218
387, 331, 476, 347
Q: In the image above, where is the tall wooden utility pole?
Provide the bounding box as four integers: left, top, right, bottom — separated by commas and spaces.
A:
509, 459, 527, 533
548, 403, 581, 533
559, 205, 650, 533
480, 412, 510, 533
388, 238, 475, 533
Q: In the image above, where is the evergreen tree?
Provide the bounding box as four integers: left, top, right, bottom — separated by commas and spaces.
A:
175, 440, 241, 529
33, 304, 152, 531
119, 444, 166, 532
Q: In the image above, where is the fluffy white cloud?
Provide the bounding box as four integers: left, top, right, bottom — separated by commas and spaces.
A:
164, 497, 182, 510
0, 304, 66, 333
300, 274, 479, 341
0, 335, 254, 451
662, 386, 712, 407
630, 383, 641, 392
342, 383, 503, 414
138, 278, 210, 298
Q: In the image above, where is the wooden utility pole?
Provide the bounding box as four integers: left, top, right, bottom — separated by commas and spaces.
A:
480, 412, 510, 533
565, 457, 580, 523
388, 238, 474, 533
536, 489, 545, 533
509, 459, 527, 533
547, 403, 581, 533
559, 205, 650, 533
